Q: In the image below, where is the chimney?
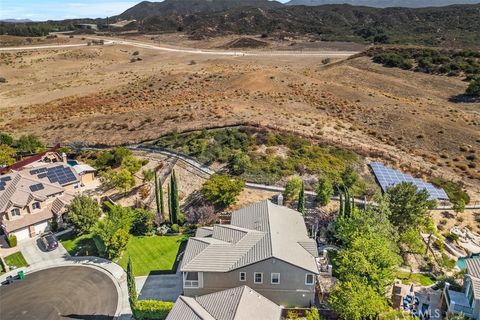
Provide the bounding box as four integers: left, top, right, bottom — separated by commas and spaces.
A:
62, 152, 67, 164
277, 194, 283, 206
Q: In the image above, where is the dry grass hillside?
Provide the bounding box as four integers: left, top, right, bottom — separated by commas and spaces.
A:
0, 38, 478, 199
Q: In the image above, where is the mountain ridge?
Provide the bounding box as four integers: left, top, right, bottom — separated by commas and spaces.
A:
286, 0, 480, 7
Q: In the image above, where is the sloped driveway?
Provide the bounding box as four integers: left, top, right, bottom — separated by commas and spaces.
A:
136, 269, 183, 302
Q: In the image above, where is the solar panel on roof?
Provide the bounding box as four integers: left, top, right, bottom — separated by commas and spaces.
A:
30, 183, 45, 192
0, 176, 12, 182
45, 166, 77, 185
369, 162, 449, 201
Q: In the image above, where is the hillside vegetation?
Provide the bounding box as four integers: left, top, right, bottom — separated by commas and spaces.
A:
137, 4, 480, 48
154, 127, 376, 196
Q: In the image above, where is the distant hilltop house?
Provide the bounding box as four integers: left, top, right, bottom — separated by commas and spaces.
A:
0, 150, 96, 241
166, 285, 282, 320
180, 200, 319, 308
442, 258, 480, 319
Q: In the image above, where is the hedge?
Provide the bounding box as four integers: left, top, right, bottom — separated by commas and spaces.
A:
132, 300, 174, 320
7, 234, 17, 248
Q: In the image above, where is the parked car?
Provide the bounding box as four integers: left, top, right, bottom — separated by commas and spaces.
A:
40, 232, 58, 251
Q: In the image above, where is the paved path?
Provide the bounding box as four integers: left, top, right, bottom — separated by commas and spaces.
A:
0, 36, 358, 58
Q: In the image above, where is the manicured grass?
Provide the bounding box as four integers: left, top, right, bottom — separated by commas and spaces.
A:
4, 252, 28, 269
117, 235, 187, 276
59, 232, 99, 257
396, 271, 436, 286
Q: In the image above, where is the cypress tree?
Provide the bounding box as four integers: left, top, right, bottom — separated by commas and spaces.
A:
154, 170, 160, 215
159, 179, 165, 217
170, 170, 179, 224
127, 257, 137, 303
345, 188, 351, 217
297, 181, 305, 215
338, 187, 344, 216
167, 184, 172, 223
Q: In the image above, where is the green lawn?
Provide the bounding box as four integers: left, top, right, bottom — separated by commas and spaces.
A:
117, 235, 187, 276
4, 252, 28, 269
396, 271, 436, 286
59, 232, 99, 257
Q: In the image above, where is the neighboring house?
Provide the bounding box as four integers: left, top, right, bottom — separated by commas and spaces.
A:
180, 200, 319, 307
0, 163, 80, 241
166, 285, 282, 320
442, 258, 480, 319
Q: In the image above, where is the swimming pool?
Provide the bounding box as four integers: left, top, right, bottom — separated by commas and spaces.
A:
67, 160, 79, 167
456, 255, 480, 270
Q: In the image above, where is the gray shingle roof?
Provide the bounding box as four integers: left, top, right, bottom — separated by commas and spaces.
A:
166, 286, 281, 320
181, 200, 318, 273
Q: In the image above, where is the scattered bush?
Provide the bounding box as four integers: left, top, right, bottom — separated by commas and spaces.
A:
7, 234, 17, 247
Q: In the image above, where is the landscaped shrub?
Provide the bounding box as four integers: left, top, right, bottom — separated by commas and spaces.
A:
132, 300, 174, 320
170, 224, 179, 233
7, 234, 17, 247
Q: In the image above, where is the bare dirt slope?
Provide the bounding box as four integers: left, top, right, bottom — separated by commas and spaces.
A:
0, 38, 478, 199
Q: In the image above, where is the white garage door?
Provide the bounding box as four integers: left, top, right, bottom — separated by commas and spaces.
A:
13, 227, 30, 241
34, 221, 49, 235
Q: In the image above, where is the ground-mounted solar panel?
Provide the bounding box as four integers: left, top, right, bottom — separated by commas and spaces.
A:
369, 162, 449, 201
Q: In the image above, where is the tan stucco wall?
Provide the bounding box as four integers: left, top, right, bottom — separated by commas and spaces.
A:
183, 258, 316, 307
80, 172, 95, 184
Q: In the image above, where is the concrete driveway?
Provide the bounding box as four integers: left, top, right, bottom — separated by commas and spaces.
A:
136, 270, 183, 302
19, 236, 69, 265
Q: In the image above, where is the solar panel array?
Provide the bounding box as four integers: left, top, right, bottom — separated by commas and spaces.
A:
370, 162, 449, 200
30, 183, 45, 192
44, 166, 77, 185
30, 167, 48, 175
0, 176, 12, 191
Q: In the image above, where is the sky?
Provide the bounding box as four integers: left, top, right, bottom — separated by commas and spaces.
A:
0, 0, 290, 21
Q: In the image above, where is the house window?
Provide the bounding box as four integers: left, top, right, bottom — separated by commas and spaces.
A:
184, 272, 199, 288
32, 202, 41, 210
254, 272, 263, 284
239, 272, 246, 282
11, 208, 20, 217
305, 273, 315, 285
271, 273, 280, 285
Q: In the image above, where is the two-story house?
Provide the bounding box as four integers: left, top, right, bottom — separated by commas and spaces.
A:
166, 285, 282, 320
442, 258, 480, 319
0, 164, 80, 241
180, 200, 319, 307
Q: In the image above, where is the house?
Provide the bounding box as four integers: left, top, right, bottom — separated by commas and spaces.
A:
442, 258, 480, 319
166, 285, 282, 320
180, 200, 319, 307
0, 163, 80, 241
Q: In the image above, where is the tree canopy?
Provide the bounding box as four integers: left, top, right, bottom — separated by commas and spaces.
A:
68, 195, 101, 235
202, 174, 245, 207
385, 182, 436, 233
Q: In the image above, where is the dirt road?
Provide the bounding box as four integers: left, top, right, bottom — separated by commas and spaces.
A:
0, 35, 359, 57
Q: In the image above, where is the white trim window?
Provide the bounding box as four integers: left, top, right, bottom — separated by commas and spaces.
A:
271, 273, 280, 285
184, 272, 200, 288
305, 273, 315, 285
254, 272, 263, 284
32, 202, 41, 210
11, 208, 20, 217
239, 272, 246, 282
